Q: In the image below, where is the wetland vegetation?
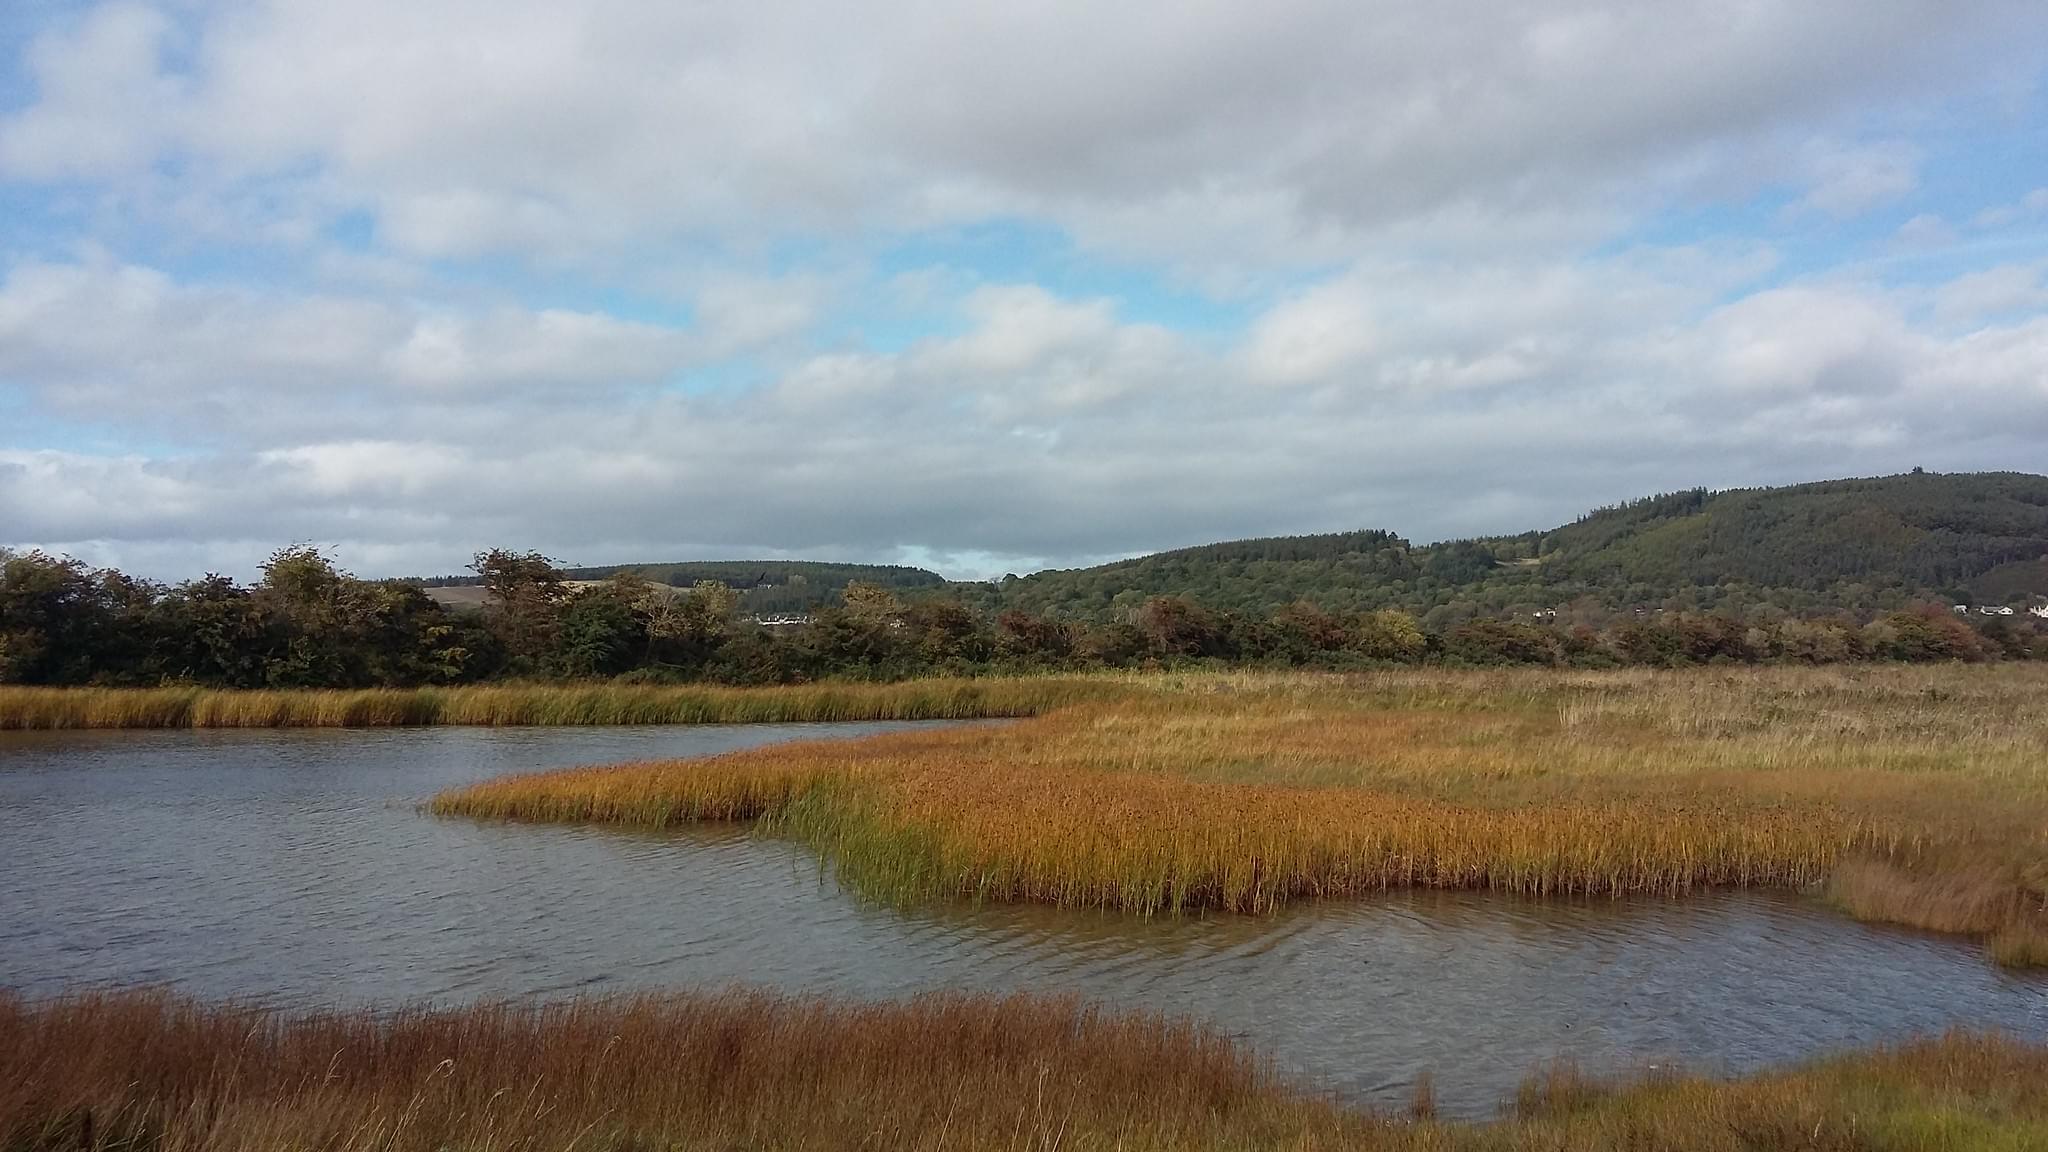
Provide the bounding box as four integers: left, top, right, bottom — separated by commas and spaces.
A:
4, 988, 2043, 1152
432, 666, 2048, 967
0, 678, 1109, 730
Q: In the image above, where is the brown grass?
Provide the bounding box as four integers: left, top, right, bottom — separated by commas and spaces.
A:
5, 988, 2045, 1151
434, 666, 2048, 964
0, 987, 1348, 1152
0, 679, 1116, 730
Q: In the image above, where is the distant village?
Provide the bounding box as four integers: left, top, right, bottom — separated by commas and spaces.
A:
1955, 604, 2048, 618
1525, 602, 2048, 622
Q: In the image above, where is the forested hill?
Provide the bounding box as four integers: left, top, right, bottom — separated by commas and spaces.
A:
952, 471, 2048, 622
1527, 472, 2048, 600
951, 530, 1426, 619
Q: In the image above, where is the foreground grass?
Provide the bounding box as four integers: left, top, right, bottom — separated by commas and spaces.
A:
4, 988, 2043, 1151
0, 679, 1115, 729
435, 666, 2048, 964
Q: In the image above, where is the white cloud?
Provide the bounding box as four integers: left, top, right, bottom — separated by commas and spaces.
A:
1974, 187, 2048, 228
1245, 279, 1379, 386
1894, 213, 1958, 249
258, 441, 466, 498
1794, 140, 1920, 219
3, 1, 2037, 266
4, 254, 2045, 577
2, 2, 2046, 577
0, 3, 182, 179
1679, 287, 1916, 398
1934, 264, 2048, 323
0, 258, 693, 437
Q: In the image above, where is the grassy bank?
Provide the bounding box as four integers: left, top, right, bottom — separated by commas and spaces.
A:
435, 666, 2048, 964
0, 678, 1115, 729
4, 988, 2043, 1151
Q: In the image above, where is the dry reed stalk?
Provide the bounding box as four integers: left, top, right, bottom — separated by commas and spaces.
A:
4, 990, 2045, 1151
0, 679, 1117, 730
434, 666, 2048, 964
0, 987, 1348, 1152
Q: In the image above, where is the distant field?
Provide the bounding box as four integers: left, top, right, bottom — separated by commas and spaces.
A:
419, 579, 669, 611
437, 666, 2048, 966
420, 583, 491, 609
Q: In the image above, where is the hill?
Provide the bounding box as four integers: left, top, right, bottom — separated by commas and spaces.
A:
956, 471, 2048, 622
1526, 472, 2048, 600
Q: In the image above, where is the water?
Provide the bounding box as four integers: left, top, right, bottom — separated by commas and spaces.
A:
3, 724, 2043, 1118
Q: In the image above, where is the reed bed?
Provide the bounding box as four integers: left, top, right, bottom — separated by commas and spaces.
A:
0, 678, 1115, 730
436, 666, 2048, 963
5, 988, 2045, 1151
0, 987, 1342, 1152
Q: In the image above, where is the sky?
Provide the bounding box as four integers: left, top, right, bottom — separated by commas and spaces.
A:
1, 1, 2046, 581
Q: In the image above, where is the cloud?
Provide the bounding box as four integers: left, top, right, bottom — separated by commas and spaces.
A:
1244, 278, 1379, 386
1893, 213, 1958, 249
4, 253, 2045, 578
1934, 264, 2048, 323
0, 3, 181, 180
0, 257, 693, 440
3, 1, 2037, 266
2, 2, 2046, 579
1793, 140, 1921, 219
1973, 187, 2048, 229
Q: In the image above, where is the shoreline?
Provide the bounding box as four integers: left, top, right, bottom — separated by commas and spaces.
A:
0, 678, 1113, 730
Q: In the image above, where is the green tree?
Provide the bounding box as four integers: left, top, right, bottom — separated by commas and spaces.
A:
0, 551, 127, 684
472, 549, 568, 674
1353, 610, 1427, 662
552, 583, 644, 678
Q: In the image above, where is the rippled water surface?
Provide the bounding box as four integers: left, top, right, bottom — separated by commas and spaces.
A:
4, 724, 2044, 1118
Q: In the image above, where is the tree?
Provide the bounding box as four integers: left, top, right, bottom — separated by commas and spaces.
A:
1272, 601, 1351, 655
0, 551, 126, 684
1443, 619, 1560, 666
147, 575, 280, 686
900, 599, 989, 666
840, 581, 902, 622
632, 578, 737, 669
995, 610, 1077, 662
1134, 596, 1221, 658
1864, 609, 1985, 663
471, 549, 568, 674
1353, 610, 1427, 662
552, 583, 644, 678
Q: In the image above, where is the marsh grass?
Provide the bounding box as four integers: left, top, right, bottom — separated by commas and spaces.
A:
0, 987, 1338, 1152
4, 989, 2044, 1152
435, 666, 2048, 963
0, 678, 1115, 730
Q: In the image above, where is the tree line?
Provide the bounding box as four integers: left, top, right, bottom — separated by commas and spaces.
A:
4, 546, 2042, 688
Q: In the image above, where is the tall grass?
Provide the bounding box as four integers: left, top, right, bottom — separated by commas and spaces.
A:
0, 987, 1340, 1152
5, 988, 2045, 1151
0, 678, 1117, 730
437, 666, 2048, 964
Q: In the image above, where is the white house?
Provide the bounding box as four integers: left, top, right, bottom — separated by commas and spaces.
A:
2031, 605, 2048, 619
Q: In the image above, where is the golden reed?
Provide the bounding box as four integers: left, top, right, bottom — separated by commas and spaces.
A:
436, 666, 2048, 965
4, 988, 2044, 1151
0, 678, 1117, 730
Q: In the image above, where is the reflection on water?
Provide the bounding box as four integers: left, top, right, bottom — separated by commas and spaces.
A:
3, 724, 2043, 1118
